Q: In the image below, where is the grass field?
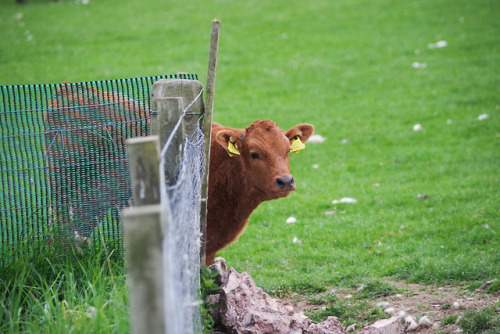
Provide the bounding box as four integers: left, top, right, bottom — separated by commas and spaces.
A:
1, 0, 498, 332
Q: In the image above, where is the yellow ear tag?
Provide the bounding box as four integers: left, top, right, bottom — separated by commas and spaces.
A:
227, 141, 240, 157
290, 137, 305, 154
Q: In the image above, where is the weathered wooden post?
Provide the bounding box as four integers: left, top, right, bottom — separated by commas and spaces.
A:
150, 78, 204, 182
151, 78, 204, 136
123, 136, 165, 334
127, 136, 161, 206
154, 97, 184, 184
200, 19, 220, 266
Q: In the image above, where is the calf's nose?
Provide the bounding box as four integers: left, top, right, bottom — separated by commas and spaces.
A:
275, 176, 294, 189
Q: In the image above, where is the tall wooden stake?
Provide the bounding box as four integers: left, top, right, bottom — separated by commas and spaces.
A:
200, 19, 220, 266
123, 136, 165, 334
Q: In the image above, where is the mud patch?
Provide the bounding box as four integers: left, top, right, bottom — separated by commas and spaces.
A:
282, 280, 499, 333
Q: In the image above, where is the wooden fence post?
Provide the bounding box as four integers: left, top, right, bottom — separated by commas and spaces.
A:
151, 78, 203, 137
157, 97, 184, 184
200, 19, 220, 266
123, 204, 165, 334
126, 136, 161, 206
150, 79, 204, 182
123, 135, 165, 334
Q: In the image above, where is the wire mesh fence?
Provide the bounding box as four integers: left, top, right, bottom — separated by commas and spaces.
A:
159, 90, 205, 334
0, 74, 198, 263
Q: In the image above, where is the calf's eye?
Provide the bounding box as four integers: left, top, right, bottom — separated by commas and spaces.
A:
251, 152, 260, 160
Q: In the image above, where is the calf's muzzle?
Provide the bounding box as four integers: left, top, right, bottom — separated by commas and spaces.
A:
275, 176, 294, 190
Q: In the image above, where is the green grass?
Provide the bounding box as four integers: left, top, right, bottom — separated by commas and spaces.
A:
441, 315, 459, 327
458, 306, 500, 334
1, 0, 499, 331
0, 240, 128, 333
305, 293, 388, 329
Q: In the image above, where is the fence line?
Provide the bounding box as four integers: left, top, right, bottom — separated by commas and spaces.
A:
124, 78, 207, 334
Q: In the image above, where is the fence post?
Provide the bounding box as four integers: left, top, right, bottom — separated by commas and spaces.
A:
123, 135, 165, 334
150, 78, 204, 181
200, 19, 220, 266
123, 204, 165, 334
126, 136, 161, 206
157, 97, 184, 184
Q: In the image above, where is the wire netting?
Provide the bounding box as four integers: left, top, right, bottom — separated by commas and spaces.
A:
159, 88, 205, 334
0, 74, 198, 262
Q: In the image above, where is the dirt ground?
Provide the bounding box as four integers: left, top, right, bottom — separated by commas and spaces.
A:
288, 280, 499, 333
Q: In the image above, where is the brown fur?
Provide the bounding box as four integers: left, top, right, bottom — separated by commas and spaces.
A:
206, 120, 314, 265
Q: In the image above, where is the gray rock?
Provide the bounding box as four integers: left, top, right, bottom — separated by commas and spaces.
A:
209, 258, 345, 334
358, 315, 404, 334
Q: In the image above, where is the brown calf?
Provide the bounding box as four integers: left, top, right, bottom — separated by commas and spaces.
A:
206, 120, 314, 265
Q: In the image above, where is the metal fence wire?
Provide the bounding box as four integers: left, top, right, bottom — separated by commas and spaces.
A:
0, 74, 198, 260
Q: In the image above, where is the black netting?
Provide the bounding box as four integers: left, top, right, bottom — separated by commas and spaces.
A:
0, 74, 198, 261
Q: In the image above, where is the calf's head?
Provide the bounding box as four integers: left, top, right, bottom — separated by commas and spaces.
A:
215, 120, 314, 200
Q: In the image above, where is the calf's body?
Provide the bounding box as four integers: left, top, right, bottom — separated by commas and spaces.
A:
205, 120, 314, 265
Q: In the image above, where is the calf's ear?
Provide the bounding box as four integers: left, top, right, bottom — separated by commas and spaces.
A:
285, 124, 315, 143
285, 124, 315, 153
215, 130, 243, 157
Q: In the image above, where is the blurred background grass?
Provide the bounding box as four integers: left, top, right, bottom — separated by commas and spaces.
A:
1, 0, 498, 292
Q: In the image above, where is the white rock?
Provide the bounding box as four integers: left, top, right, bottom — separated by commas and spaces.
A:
377, 301, 390, 307
307, 134, 326, 143
398, 310, 406, 317
405, 315, 415, 324
412, 62, 427, 69
405, 315, 418, 331
86, 306, 97, 319
436, 40, 448, 47
478, 113, 488, 120
346, 324, 356, 332
413, 123, 423, 131
364, 315, 404, 333
286, 216, 297, 224
385, 307, 396, 315
341, 138, 348, 144
418, 315, 432, 327
428, 40, 448, 49
312, 164, 319, 169
332, 197, 357, 204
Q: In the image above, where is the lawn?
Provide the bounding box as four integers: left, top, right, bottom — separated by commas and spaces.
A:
1, 0, 498, 332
